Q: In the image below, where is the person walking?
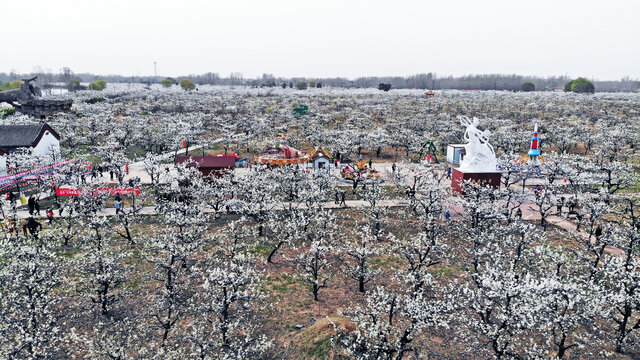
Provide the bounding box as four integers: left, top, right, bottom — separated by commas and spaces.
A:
114, 198, 122, 214
444, 210, 451, 222
556, 198, 563, 216
334, 190, 340, 205
595, 225, 603, 240
28, 195, 36, 215
340, 191, 347, 207
576, 212, 584, 231
392, 162, 396, 173
46, 208, 55, 225
515, 208, 523, 220
534, 185, 542, 198
34, 197, 41, 216
568, 197, 577, 216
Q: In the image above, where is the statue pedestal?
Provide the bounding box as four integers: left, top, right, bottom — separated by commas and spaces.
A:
451, 168, 501, 194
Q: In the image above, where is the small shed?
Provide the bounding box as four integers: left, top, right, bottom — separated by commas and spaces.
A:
309, 147, 332, 173
175, 155, 236, 178
446, 144, 466, 165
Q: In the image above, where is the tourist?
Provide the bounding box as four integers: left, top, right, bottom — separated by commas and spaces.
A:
110, 170, 114, 181
556, 198, 563, 216
34, 197, 41, 216
22, 217, 43, 239
515, 208, 523, 220
369, 159, 372, 168
28, 195, 36, 215
444, 210, 451, 222
81, 173, 86, 184
334, 190, 340, 205
114, 198, 122, 214
392, 162, 396, 173
568, 197, 577, 216
576, 212, 584, 231
595, 225, 603, 239
340, 191, 347, 207
46, 208, 55, 225
447, 168, 452, 179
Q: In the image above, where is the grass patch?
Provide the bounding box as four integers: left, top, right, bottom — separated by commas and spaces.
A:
301, 336, 333, 359
249, 244, 274, 257
429, 267, 455, 277
370, 255, 402, 270
263, 274, 299, 294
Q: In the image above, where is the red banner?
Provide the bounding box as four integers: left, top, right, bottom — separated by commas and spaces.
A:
56, 187, 141, 196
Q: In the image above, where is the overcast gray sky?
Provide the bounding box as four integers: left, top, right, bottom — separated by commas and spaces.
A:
2, 0, 638, 80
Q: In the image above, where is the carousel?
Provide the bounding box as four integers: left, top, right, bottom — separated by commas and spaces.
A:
255, 134, 311, 166
339, 156, 383, 184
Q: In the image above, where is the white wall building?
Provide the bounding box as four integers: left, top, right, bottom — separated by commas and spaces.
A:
0, 123, 61, 174
308, 147, 333, 174
0, 150, 6, 176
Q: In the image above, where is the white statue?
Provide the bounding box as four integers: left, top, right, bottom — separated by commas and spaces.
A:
458, 116, 497, 172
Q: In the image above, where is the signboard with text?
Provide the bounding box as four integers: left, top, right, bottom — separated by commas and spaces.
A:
56, 187, 141, 196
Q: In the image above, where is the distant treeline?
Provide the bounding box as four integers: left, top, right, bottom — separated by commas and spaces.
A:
1, 71, 638, 92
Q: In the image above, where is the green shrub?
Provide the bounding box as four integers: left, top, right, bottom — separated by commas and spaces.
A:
86, 96, 105, 104
88, 79, 107, 91
179, 79, 196, 91
571, 77, 595, 94
295, 81, 308, 90
564, 78, 595, 94
0, 80, 23, 91
521, 82, 535, 92
564, 81, 573, 92
161, 78, 175, 88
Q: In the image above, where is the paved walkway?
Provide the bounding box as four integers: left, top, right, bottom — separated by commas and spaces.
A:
9, 193, 624, 257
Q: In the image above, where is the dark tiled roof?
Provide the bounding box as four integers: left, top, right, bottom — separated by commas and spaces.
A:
0, 123, 58, 148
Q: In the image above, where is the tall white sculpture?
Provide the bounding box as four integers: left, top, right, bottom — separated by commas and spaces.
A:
457, 116, 497, 173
